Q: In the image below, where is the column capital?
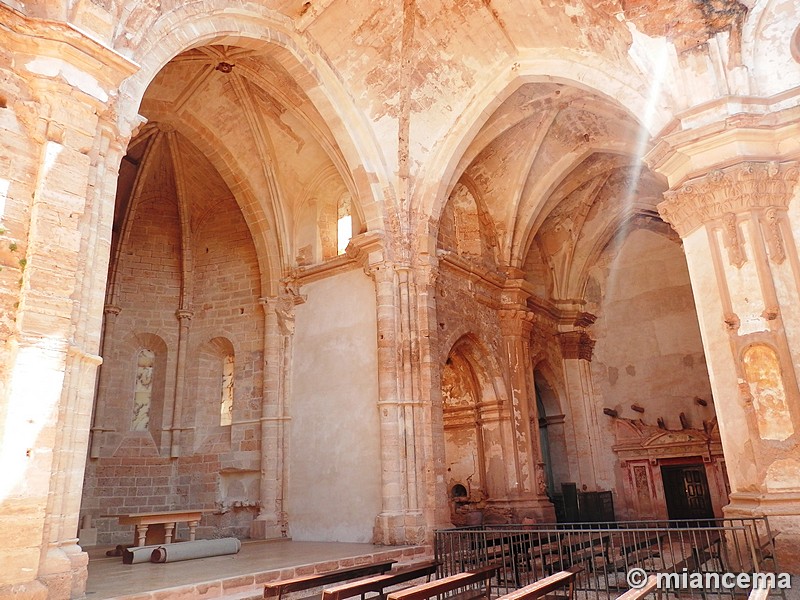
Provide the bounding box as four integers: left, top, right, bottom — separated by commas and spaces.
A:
364, 260, 396, 283
175, 309, 194, 322
498, 308, 536, 337
658, 160, 799, 237
558, 330, 596, 361
103, 304, 121, 317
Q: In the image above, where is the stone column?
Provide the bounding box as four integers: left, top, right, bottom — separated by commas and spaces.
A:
412, 258, 451, 530
657, 160, 800, 565
251, 296, 290, 539
498, 307, 555, 521
558, 317, 605, 491
169, 309, 193, 457
369, 260, 427, 544
89, 304, 121, 458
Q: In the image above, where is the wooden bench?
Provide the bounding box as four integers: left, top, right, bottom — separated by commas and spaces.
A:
542, 534, 609, 573
321, 560, 440, 600
609, 534, 664, 571
116, 509, 205, 547
613, 575, 657, 600
264, 560, 397, 600
471, 531, 559, 586
494, 566, 583, 600
386, 564, 500, 600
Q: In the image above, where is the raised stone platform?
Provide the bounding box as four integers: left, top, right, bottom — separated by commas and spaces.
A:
85, 539, 429, 600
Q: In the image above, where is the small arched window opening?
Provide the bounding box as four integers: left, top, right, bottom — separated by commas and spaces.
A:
337, 194, 352, 255
220, 354, 234, 426
451, 483, 468, 499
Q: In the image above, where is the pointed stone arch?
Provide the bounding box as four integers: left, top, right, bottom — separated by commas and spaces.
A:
413, 51, 675, 255
114, 3, 393, 238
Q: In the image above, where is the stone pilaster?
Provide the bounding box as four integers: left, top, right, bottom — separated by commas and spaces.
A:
251, 295, 293, 540
497, 300, 555, 522
169, 309, 193, 457
558, 313, 604, 491
89, 304, 121, 458
0, 9, 137, 597
657, 159, 800, 567
368, 259, 427, 545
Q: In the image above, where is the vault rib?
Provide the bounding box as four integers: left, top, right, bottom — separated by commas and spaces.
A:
228, 71, 290, 273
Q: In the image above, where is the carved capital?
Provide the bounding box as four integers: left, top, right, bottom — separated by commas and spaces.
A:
103, 304, 122, 317
175, 309, 194, 322
364, 260, 395, 284
260, 294, 300, 336
558, 330, 595, 361
499, 309, 536, 337
658, 161, 799, 237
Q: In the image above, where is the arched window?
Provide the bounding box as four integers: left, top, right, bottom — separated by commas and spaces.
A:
220, 354, 234, 426
132, 349, 155, 431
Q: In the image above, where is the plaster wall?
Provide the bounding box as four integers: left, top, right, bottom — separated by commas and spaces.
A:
288, 268, 381, 542
588, 223, 714, 426
587, 220, 717, 499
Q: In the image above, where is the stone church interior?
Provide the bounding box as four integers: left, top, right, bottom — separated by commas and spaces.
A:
1, 0, 800, 598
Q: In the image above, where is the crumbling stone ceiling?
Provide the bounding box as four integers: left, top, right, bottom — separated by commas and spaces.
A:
136, 44, 357, 258
594, 0, 748, 52
450, 81, 666, 295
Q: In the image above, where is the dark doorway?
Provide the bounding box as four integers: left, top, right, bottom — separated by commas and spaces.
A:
661, 464, 714, 523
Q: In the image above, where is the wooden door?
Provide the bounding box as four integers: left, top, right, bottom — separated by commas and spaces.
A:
661, 464, 714, 523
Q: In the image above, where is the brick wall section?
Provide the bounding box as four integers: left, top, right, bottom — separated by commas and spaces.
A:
81, 132, 264, 544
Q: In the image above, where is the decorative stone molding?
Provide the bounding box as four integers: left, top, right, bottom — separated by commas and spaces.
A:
721, 212, 746, 268
498, 308, 536, 337
535, 462, 548, 496
764, 207, 787, 264
558, 330, 595, 361
574, 311, 597, 329
658, 161, 799, 237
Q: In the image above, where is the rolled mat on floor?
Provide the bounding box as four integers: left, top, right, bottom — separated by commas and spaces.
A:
122, 544, 162, 565
150, 537, 241, 563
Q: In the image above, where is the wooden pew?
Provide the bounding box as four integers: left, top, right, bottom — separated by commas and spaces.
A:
609, 534, 664, 571
386, 564, 500, 600
613, 575, 657, 599
542, 533, 609, 573
264, 560, 397, 600
494, 566, 583, 600
321, 560, 440, 600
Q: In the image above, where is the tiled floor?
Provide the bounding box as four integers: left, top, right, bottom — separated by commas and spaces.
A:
85, 539, 426, 599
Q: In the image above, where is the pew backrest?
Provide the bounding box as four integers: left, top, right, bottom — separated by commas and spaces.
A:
264, 560, 397, 600
386, 564, 500, 600
494, 566, 583, 600
321, 560, 440, 600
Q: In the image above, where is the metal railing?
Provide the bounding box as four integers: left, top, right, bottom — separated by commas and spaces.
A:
434, 518, 783, 599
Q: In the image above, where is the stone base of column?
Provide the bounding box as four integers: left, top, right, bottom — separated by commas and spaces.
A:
38, 543, 88, 600
725, 491, 800, 573
250, 516, 284, 540
0, 581, 48, 600
373, 511, 428, 545
484, 496, 556, 524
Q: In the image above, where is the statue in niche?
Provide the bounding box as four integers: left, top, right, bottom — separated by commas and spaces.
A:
220, 354, 234, 426
132, 349, 155, 431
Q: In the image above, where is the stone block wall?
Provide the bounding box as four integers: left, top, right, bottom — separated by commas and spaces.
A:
80, 129, 265, 543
